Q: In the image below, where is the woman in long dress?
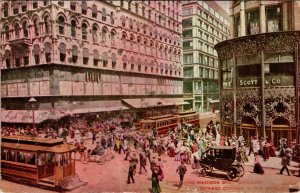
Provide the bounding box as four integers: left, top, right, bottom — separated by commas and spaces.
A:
152, 166, 161, 193
269, 140, 276, 157
253, 152, 264, 174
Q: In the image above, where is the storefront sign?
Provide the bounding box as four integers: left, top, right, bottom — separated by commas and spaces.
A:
238, 76, 293, 87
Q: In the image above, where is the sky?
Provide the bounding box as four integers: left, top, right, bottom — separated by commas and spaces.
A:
215, 1, 230, 13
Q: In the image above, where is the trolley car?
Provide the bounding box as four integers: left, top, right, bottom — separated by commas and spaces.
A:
140, 111, 200, 135
1, 136, 87, 190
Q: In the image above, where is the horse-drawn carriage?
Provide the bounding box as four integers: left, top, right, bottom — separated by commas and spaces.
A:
197, 146, 244, 181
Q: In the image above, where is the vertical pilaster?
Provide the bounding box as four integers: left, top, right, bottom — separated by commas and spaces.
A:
261, 51, 266, 139
240, 1, 246, 36
260, 4, 266, 33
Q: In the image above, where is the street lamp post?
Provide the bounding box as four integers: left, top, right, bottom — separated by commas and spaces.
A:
28, 97, 37, 136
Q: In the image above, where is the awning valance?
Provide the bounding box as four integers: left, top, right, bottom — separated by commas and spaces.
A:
122, 98, 188, 109
71, 106, 128, 114
1, 110, 67, 124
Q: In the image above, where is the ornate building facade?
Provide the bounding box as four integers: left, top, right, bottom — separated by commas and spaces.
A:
0, 0, 183, 123
182, 1, 230, 112
215, 0, 300, 145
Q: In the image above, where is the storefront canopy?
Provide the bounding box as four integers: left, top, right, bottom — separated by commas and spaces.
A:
122, 98, 189, 109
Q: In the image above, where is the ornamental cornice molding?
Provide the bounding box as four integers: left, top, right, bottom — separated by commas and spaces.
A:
215, 31, 300, 60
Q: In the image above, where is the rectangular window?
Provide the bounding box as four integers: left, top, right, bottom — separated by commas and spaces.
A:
183, 30, 192, 38
237, 64, 261, 77
266, 6, 281, 32
183, 41, 193, 50
182, 18, 192, 27
246, 10, 259, 35
183, 54, 193, 64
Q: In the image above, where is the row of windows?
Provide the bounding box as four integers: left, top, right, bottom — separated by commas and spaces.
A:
2, 1, 50, 17
120, 16, 180, 46
183, 40, 217, 56
4, 45, 181, 77
234, 6, 282, 37
183, 53, 218, 68
182, 6, 230, 34
184, 66, 218, 80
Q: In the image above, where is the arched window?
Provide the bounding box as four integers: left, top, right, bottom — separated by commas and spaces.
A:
111, 53, 116, 69
70, 1, 76, 11
59, 43, 66, 62
13, 1, 18, 15
5, 50, 11, 68
142, 6, 145, 17
82, 0, 87, 15
159, 15, 161, 24
43, 0, 49, 6
122, 55, 127, 70
121, 16, 126, 27
15, 51, 21, 67
45, 42, 51, 63
22, 1, 27, 12
44, 16, 50, 34
137, 59, 141, 72
33, 19, 39, 36
33, 45, 40, 64
58, 0, 64, 7
58, 16, 65, 34
82, 48, 89, 65
14, 23, 20, 38
92, 5, 97, 18
71, 20, 76, 37
72, 46, 78, 63
102, 52, 108, 67
93, 50, 99, 66
111, 12, 114, 25
102, 27, 107, 42
23, 48, 29, 65
135, 3, 138, 14
129, 19, 133, 30
33, 1, 38, 9
102, 8, 106, 21
130, 57, 135, 70
82, 23, 88, 40
22, 21, 28, 37
4, 25, 9, 40
4, 3, 8, 17
92, 25, 98, 43
111, 30, 116, 44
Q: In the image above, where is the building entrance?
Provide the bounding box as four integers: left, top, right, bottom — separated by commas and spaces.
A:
239, 117, 257, 146
270, 117, 295, 147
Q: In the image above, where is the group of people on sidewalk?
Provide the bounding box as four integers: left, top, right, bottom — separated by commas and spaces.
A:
250, 136, 294, 176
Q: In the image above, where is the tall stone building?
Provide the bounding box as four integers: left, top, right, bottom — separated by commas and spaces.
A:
215, 0, 300, 145
182, 1, 230, 113
0, 0, 183, 124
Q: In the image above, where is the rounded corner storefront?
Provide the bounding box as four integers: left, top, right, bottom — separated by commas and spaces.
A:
215, 31, 300, 146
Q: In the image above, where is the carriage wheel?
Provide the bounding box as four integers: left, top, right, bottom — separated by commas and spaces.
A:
238, 165, 245, 177
227, 166, 241, 182
97, 155, 106, 165
198, 168, 206, 177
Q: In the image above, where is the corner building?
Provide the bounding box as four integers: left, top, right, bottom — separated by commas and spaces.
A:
215, 0, 300, 146
0, 0, 183, 123
182, 1, 230, 113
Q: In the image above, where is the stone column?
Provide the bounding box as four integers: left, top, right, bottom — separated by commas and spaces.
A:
240, 1, 246, 36
260, 4, 266, 33
282, 1, 288, 31
230, 7, 235, 38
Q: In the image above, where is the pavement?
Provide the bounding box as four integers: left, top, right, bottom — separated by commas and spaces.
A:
242, 151, 300, 173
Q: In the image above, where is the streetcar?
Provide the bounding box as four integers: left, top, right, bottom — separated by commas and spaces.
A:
139, 111, 200, 135
1, 136, 87, 190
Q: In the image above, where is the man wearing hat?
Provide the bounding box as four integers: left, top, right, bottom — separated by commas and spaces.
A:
280, 149, 291, 176
176, 161, 187, 188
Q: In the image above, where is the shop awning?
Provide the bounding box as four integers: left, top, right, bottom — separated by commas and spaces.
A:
70, 106, 128, 114
122, 98, 189, 109
1, 110, 67, 124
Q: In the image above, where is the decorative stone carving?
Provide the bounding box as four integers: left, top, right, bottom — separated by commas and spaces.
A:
220, 90, 234, 125
264, 87, 296, 127
236, 88, 261, 126
215, 32, 300, 60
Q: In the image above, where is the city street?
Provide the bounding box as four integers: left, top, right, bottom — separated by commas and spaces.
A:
1, 139, 299, 193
